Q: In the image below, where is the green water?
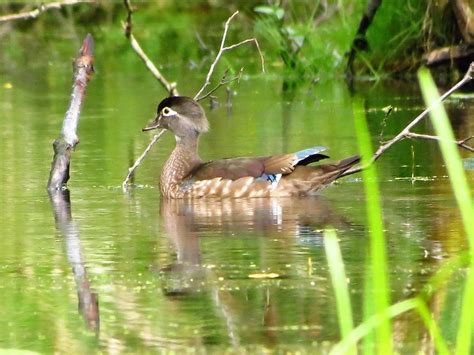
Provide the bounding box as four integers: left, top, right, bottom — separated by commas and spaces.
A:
1, 23, 473, 354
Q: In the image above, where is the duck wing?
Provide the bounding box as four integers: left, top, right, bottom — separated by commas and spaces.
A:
188, 146, 329, 181
263, 146, 329, 174
190, 157, 266, 181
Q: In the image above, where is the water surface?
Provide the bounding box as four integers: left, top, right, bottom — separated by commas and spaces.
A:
0, 25, 473, 354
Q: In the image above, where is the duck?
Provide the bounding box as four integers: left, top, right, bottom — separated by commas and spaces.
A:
143, 96, 359, 199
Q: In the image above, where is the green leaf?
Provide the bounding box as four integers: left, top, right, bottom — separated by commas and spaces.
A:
254, 5, 284, 20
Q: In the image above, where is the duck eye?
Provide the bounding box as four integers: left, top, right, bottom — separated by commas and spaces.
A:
162, 107, 171, 116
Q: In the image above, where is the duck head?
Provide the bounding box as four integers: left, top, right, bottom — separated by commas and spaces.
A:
143, 96, 209, 140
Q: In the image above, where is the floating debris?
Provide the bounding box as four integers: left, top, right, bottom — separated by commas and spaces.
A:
248, 272, 280, 279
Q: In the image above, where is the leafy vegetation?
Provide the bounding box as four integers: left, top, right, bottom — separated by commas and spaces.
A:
1, 0, 468, 83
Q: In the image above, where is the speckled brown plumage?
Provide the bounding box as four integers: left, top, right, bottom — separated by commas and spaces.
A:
143, 96, 360, 199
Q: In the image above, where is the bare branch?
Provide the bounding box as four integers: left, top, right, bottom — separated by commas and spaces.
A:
460, 136, 474, 145
193, 11, 265, 100
123, 0, 178, 96
341, 62, 474, 177
223, 38, 265, 71
122, 129, 166, 191
406, 133, 474, 153
0, 0, 95, 23
196, 68, 243, 102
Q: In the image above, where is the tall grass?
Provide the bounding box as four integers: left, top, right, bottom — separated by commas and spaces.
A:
417, 68, 474, 246
418, 67, 474, 354
323, 229, 354, 354
325, 68, 473, 353
353, 98, 392, 353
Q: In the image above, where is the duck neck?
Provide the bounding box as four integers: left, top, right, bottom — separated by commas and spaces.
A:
160, 133, 202, 198
174, 132, 199, 152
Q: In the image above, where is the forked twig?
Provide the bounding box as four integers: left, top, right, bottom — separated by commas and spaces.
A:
196, 68, 244, 102
341, 62, 474, 177
406, 133, 474, 153
193, 10, 265, 100
0, 0, 94, 23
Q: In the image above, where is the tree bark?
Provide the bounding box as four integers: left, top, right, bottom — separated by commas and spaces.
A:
346, 0, 382, 76
450, 0, 474, 44
423, 44, 474, 65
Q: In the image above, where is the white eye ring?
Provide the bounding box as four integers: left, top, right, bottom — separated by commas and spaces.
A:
162, 107, 175, 116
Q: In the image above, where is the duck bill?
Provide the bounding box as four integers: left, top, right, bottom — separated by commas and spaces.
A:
142, 115, 161, 132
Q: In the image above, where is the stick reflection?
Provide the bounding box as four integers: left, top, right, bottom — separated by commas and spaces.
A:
49, 189, 100, 333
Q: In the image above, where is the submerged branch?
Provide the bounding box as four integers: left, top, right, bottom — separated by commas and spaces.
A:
122, 129, 166, 190
47, 34, 95, 190
341, 62, 474, 177
0, 0, 94, 23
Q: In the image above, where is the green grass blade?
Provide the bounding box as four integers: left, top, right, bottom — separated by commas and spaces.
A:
420, 252, 469, 300
330, 297, 450, 355
455, 268, 474, 354
418, 67, 474, 354
353, 98, 392, 353
417, 67, 474, 244
330, 299, 417, 355
414, 299, 450, 355
324, 228, 355, 353
362, 249, 375, 355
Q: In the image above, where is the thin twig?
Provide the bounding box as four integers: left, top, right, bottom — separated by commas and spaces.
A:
195, 31, 210, 52
378, 105, 393, 144
459, 136, 474, 145
122, 129, 166, 191
341, 62, 474, 177
196, 68, 243, 102
406, 133, 474, 153
0, 0, 94, 23
193, 10, 265, 100
123, 0, 178, 96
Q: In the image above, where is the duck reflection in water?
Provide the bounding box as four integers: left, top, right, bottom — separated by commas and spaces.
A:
158, 196, 354, 346
159, 196, 352, 296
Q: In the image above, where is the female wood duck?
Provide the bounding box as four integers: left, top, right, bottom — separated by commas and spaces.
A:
143, 96, 359, 199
